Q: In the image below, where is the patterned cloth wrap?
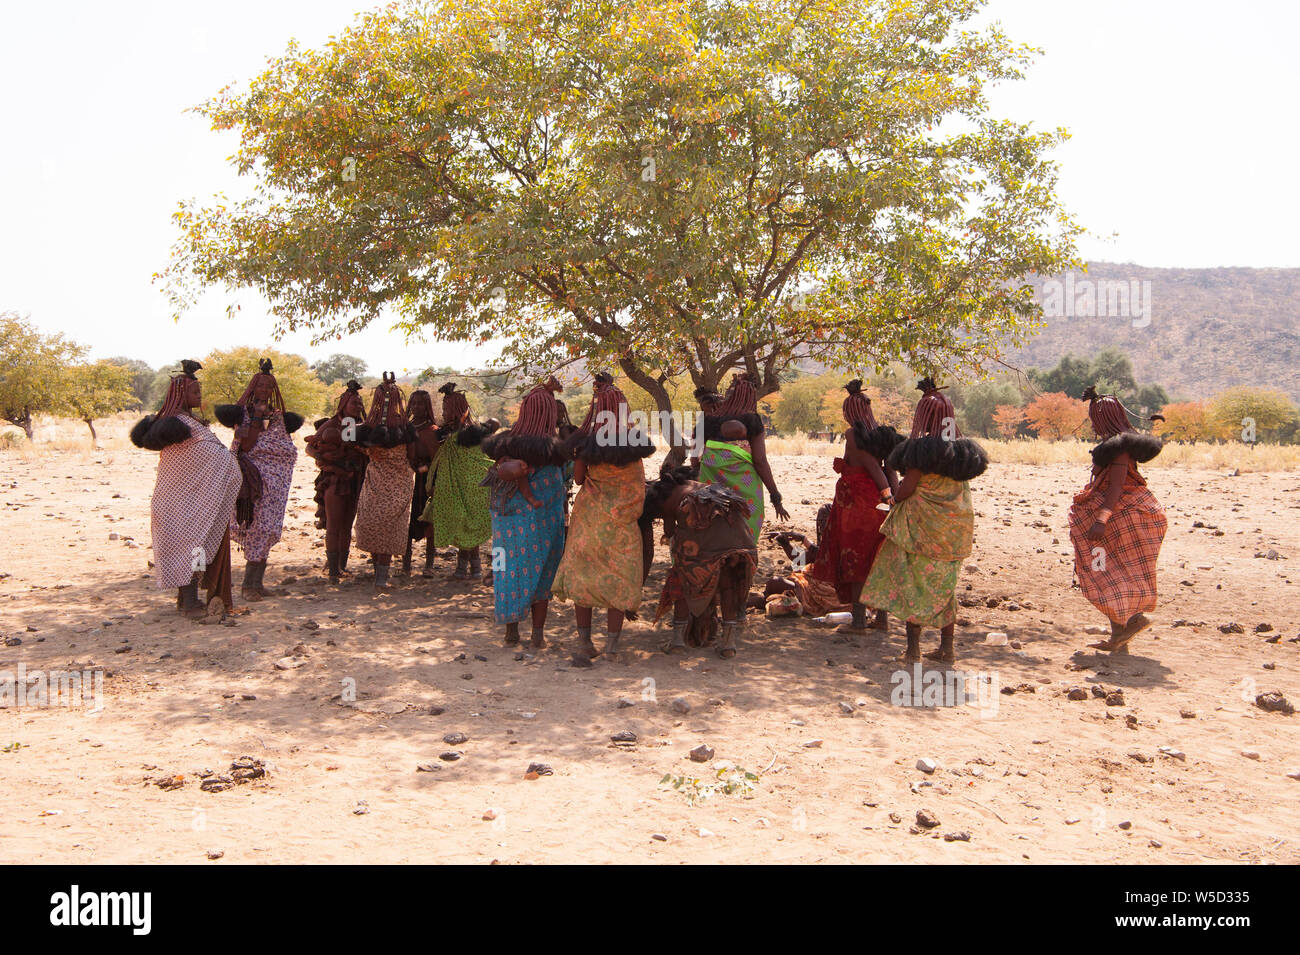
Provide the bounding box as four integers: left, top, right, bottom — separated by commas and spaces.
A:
355, 443, 414, 556
655, 482, 758, 622
1068, 460, 1167, 624
230, 409, 297, 561
697, 439, 764, 542
812, 459, 889, 603
151, 414, 242, 589
421, 433, 493, 550
863, 473, 974, 628
489, 464, 567, 624
552, 459, 647, 613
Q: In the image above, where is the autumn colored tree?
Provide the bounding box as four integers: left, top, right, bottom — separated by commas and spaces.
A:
60, 361, 137, 446
163, 0, 1079, 453
1024, 391, 1088, 440
1154, 401, 1207, 443
992, 403, 1027, 439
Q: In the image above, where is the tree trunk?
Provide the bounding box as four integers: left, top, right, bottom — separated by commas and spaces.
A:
7, 407, 34, 441
84, 418, 99, 448
616, 358, 687, 470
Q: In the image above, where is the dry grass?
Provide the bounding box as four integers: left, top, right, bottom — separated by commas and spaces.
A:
764, 434, 1300, 471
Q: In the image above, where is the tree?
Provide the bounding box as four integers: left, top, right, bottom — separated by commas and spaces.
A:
772, 372, 837, 434
103, 357, 155, 409
953, 378, 1024, 437
199, 347, 333, 419
992, 403, 1027, 439
163, 0, 1079, 456
1024, 391, 1088, 440
1155, 401, 1207, 443
0, 311, 85, 440
60, 361, 137, 446
1206, 387, 1298, 444
1027, 347, 1167, 416
311, 353, 368, 384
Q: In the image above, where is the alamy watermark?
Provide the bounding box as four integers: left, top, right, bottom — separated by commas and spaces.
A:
1040, 274, 1152, 328
0, 664, 104, 713
890, 664, 1000, 718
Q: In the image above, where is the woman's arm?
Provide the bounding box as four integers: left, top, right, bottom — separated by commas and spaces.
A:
572, 458, 588, 486
893, 468, 922, 503
749, 431, 790, 521
1087, 453, 1130, 540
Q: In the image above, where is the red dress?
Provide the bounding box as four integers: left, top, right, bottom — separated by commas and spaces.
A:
812, 458, 889, 603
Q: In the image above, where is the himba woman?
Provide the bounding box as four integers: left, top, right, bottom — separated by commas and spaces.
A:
696, 372, 790, 540
811, 379, 904, 630
862, 378, 987, 663
131, 360, 242, 619
552, 373, 656, 659
403, 389, 441, 577
305, 381, 368, 584
215, 359, 304, 601
355, 373, 415, 591
481, 376, 569, 647
1068, 386, 1167, 653
420, 382, 497, 580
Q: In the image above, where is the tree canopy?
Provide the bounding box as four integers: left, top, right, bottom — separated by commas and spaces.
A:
199, 346, 335, 417
163, 0, 1079, 439
60, 361, 137, 445
0, 311, 86, 439
311, 353, 369, 383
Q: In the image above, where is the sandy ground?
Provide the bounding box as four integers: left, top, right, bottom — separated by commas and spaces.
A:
1, 435, 1298, 864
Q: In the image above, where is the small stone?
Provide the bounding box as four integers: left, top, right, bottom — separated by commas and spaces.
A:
1179, 708, 1196, 719
1117, 820, 1132, 830
1091, 685, 1108, 699
4, 636, 22, 647
610, 731, 637, 743
274, 656, 306, 670
802, 739, 824, 749
1067, 687, 1088, 701
1285, 770, 1300, 781
838, 701, 855, 715
439, 751, 462, 762
616, 698, 635, 709
915, 810, 940, 829
1241, 750, 1261, 761
916, 757, 938, 774
416, 763, 440, 773
1083, 624, 1108, 635
689, 744, 714, 763
943, 830, 971, 842
443, 732, 469, 746
1157, 746, 1186, 761
353, 802, 369, 815
697, 828, 714, 838
1105, 690, 1126, 706
1065, 817, 1081, 825
670, 696, 691, 714
482, 809, 497, 821
1148, 839, 1163, 849
651, 833, 667, 842
526, 762, 553, 777
206, 849, 223, 860
428, 706, 445, 716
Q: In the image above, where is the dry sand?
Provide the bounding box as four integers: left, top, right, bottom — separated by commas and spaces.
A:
1, 433, 1298, 864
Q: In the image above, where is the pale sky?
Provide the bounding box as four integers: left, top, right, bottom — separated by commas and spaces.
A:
1, 0, 1295, 373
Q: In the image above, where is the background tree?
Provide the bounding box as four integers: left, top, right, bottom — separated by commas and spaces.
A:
1206, 387, 1298, 444
199, 347, 334, 418
952, 377, 1024, 437
1154, 401, 1208, 443
163, 0, 1079, 456
0, 311, 85, 440
1024, 391, 1088, 440
1027, 347, 1167, 416
103, 357, 155, 409
771, 372, 837, 434
311, 353, 369, 384
992, 403, 1027, 439
60, 361, 137, 446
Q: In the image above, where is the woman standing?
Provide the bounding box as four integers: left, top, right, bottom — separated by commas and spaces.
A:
403, 389, 441, 577
421, 382, 496, 580
552, 375, 655, 658
697, 372, 790, 541
481, 378, 568, 647
355, 374, 414, 592
862, 379, 987, 664
305, 381, 368, 584
216, 359, 303, 601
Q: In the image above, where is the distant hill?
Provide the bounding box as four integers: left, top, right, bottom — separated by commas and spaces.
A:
1011, 263, 1300, 402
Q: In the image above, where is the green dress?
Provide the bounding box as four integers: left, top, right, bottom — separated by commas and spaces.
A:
420, 433, 492, 550
862, 473, 973, 628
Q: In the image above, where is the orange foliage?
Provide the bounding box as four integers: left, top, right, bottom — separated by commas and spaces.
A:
1024, 392, 1089, 440
992, 404, 1027, 439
